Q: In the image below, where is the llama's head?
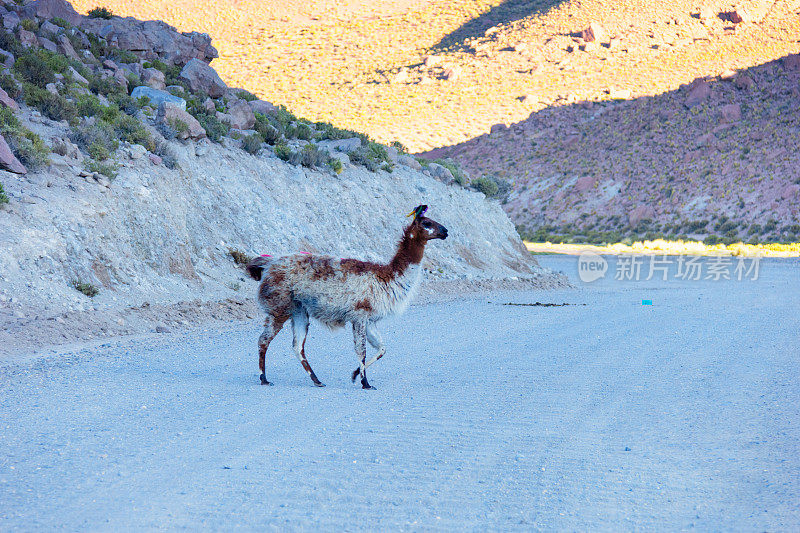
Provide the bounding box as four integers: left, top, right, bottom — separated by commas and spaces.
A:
408, 205, 448, 241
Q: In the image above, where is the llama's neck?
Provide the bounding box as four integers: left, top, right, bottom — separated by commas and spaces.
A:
388, 225, 426, 277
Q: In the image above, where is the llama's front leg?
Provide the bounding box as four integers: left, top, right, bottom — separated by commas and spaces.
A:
352, 320, 374, 389
292, 307, 324, 387
351, 323, 385, 382
258, 313, 287, 385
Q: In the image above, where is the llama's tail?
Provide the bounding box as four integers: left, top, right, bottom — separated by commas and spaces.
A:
245, 255, 274, 281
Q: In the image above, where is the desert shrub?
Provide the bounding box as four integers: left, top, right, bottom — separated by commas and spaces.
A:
20, 19, 39, 32
242, 133, 263, 154
108, 48, 138, 65
51, 17, 73, 29
14, 52, 57, 87
295, 122, 313, 141
89, 75, 124, 97
0, 109, 50, 169
390, 140, 408, 154
703, 235, 723, 245
75, 93, 104, 117
232, 89, 258, 102
71, 119, 118, 156
274, 143, 292, 161
21, 83, 77, 123
143, 59, 182, 86
471, 176, 499, 197
254, 113, 281, 144
194, 111, 228, 142
88, 6, 113, 19
0, 183, 8, 205
110, 114, 156, 151
348, 141, 390, 172
228, 248, 253, 265
0, 73, 21, 99
329, 158, 343, 174
87, 158, 118, 179
72, 279, 99, 297
433, 158, 466, 185
287, 143, 326, 168
314, 121, 365, 141
0, 32, 23, 56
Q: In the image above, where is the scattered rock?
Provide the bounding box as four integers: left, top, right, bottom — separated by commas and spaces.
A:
581, 22, 605, 43
156, 324, 171, 333
222, 99, 255, 130
141, 67, 166, 90
51, 137, 82, 160
203, 98, 216, 112
781, 184, 799, 200
443, 66, 462, 81
22, 0, 83, 26
67, 65, 88, 85
2, 12, 20, 31
783, 54, 800, 72
128, 144, 147, 160
428, 162, 454, 184
317, 137, 362, 153
0, 87, 19, 111
734, 74, 755, 91
131, 86, 186, 110
684, 79, 711, 108
38, 37, 58, 53
720, 103, 741, 123
179, 58, 228, 98
247, 100, 276, 116
156, 102, 206, 140
149, 153, 163, 165
397, 154, 421, 170
0, 134, 27, 174
17, 29, 38, 49
0, 48, 14, 68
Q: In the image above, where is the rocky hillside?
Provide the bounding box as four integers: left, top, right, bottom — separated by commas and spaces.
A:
0, 0, 562, 355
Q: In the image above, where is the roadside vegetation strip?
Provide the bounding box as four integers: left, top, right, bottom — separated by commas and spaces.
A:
525, 240, 800, 257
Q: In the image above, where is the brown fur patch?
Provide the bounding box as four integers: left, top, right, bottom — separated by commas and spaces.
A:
355, 298, 373, 312
341, 259, 395, 283
311, 257, 336, 280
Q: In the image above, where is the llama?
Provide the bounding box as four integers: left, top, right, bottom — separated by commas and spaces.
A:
245, 205, 448, 389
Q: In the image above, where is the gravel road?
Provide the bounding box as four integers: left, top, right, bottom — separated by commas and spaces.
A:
1, 256, 798, 530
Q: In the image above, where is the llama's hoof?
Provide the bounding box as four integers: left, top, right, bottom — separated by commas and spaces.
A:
260, 374, 272, 386
361, 381, 376, 390
351, 368, 360, 382
313, 381, 326, 387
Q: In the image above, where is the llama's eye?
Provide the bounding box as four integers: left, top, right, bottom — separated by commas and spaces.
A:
422, 221, 432, 228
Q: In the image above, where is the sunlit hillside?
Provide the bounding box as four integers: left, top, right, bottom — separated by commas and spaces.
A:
70, 0, 800, 152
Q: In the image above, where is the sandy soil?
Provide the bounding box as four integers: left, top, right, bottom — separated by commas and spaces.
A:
1, 256, 798, 529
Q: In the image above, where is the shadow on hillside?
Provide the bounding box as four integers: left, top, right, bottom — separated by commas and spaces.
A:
434, 0, 566, 50
419, 53, 800, 241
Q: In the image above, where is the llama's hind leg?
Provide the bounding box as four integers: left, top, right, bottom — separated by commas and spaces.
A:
351, 323, 385, 382
258, 313, 288, 385
292, 306, 324, 387
352, 320, 374, 390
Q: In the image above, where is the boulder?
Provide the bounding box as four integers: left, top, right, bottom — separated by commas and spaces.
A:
39, 21, 61, 36
248, 99, 277, 116
720, 103, 741, 123
581, 22, 605, 43
38, 36, 58, 53
56, 35, 79, 60
397, 154, 422, 170
131, 86, 186, 110
67, 66, 88, 85
0, 87, 18, 110
0, 134, 27, 174
2, 12, 20, 31
781, 184, 799, 200
734, 74, 755, 91
684, 79, 711, 108
428, 162, 454, 184
17, 29, 38, 49
156, 102, 205, 140
222, 99, 255, 130
0, 48, 13, 68
574, 175, 598, 193
141, 67, 166, 90
783, 54, 800, 72
21, 0, 83, 26
179, 58, 227, 98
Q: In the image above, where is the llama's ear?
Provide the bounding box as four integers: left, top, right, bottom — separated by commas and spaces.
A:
406, 205, 428, 220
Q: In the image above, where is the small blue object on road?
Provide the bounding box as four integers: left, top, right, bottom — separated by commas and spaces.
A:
642, 299, 653, 305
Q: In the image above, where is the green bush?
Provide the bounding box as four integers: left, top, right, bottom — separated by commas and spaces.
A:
295, 123, 313, 141
471, 176, 499, 197
193, 110, 228, 142
75, 93, 104, 117
15, 52, 57, 87
51, 17, 73, 29
329, 158, 343, 174
0, 73, 21, 99
314, 120, 365, 142
0, 183, 9, 205
274, 143, 292, 161
433, 158, 466, 185
254, 113, 281, 144
109, 48, 138, 65
348, 141, 390, 172
88, 6, 113, 19
1, 108, 51, 169
87, 158, 118, 179
89, 74, 124, 97
0, 32, 23, 57
72, 279, 99, 297
143, 59, 183, 86
22, 83, 77, 122
242, 133, 263, 154
71, 120, 119, 157
232, 89, 258, 102
289, 143, 329, 168
20, 19, 39, 32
